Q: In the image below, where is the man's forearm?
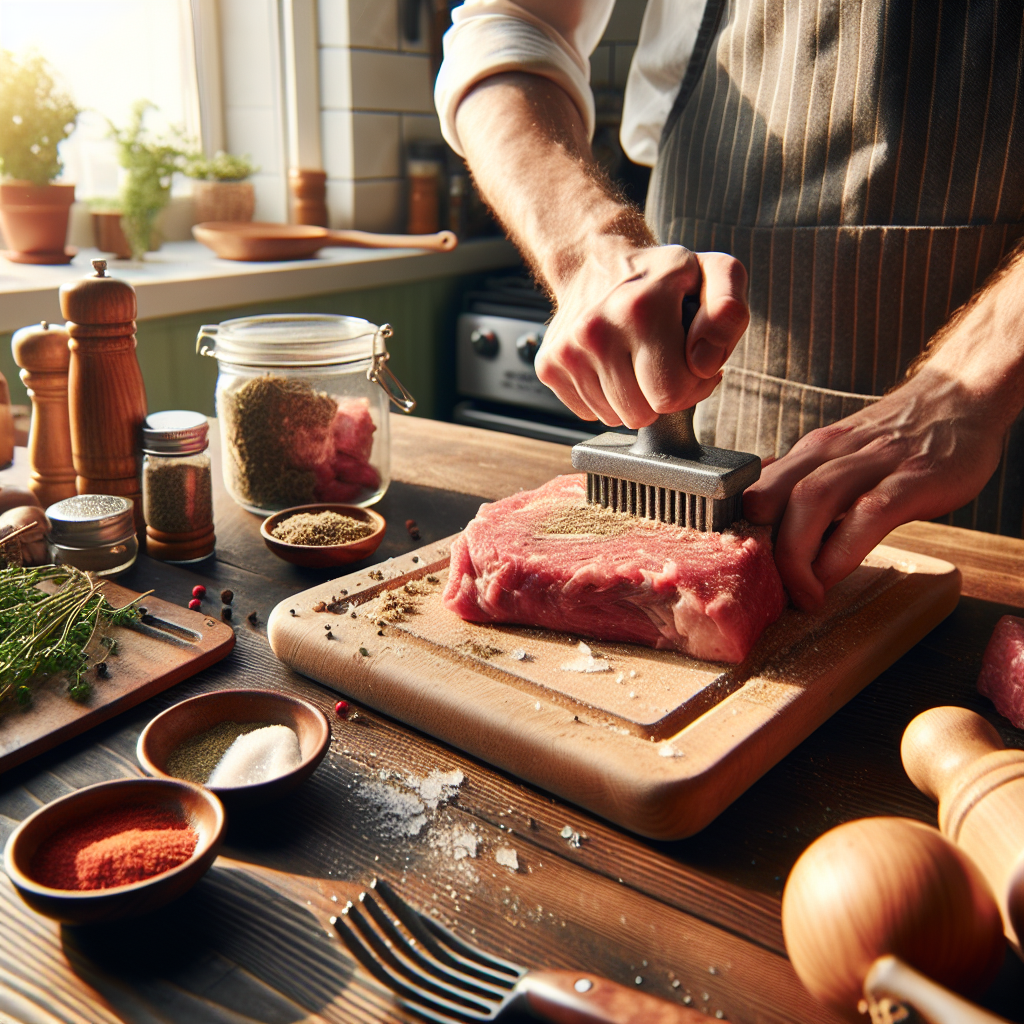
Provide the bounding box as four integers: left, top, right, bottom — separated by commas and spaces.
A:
455, 73, 652, 293
914, 244, 1024, 430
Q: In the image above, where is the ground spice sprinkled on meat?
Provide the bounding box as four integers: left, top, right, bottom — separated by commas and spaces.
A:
272, 510, 373, 546
539, 503, 652, 537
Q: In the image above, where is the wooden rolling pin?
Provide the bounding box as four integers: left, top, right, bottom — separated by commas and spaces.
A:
902, 705, 1024, 949
60, 259, 148, 533
11, 320, 77, 506
782, 816, 1006, 1024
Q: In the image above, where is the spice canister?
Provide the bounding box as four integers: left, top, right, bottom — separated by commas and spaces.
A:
142, 410, 215, 563
46, 494, 138, 576
196, 314, 415, 514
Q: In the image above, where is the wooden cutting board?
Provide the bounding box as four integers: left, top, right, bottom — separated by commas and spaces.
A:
268, 538, 960, 839
0, 581, 235, 774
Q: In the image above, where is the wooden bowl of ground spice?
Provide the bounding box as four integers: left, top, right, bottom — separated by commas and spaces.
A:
137, 688, 331, 809
260, 503, 385, 567
3, 777, 224, 924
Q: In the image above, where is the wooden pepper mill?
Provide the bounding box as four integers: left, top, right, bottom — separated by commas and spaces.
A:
11, 320, 77, 506
902, 705, 1024, 949
60, 259, 148, 533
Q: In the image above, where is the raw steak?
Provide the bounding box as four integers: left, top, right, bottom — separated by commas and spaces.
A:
442, 474, 786, 664
978, 615, 1024, 728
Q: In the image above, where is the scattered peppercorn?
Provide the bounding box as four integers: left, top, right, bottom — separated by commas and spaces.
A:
325, 631, 334, 640
377, 629, 384, 636
324, 623, 331, 630
359, 647, 369, 656
192, 585, 206, 599
247, 610, 258, 625
220, 589, 233, 604
289, 608, 297, 616
406, 519, 420, 540
334, 700, 349, 717
221, 607, 232, 622
350, 611, 357, 618
188, 598, 201, 611
96, 662, 109, 678
426, 575, 439, 583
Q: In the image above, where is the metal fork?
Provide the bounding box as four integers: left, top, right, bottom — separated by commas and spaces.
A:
331, 878, 706, 1024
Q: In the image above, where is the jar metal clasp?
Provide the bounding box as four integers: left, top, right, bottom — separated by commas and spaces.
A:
368, 324, 417, 413
196, 324, 219, 358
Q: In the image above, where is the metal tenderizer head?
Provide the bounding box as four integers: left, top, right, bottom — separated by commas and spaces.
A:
570, 409, 761, 533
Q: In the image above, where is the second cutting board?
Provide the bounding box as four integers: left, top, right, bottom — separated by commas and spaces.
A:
268, 539, 959, 839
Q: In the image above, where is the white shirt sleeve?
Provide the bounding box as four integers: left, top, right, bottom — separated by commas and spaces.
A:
435, 1, 616, 157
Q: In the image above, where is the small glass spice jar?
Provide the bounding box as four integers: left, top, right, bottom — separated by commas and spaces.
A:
197, 314, 416, 514
141, 410, 215, 563
46, 494, 138, 576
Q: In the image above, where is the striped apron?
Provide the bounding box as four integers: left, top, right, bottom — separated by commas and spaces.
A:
649, 0, 1024, 536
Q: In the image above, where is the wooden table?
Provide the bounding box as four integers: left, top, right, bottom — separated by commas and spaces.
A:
2, 415, 1023, 1024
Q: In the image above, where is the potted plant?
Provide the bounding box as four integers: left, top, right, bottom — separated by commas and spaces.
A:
0, 49, 79, 264
108, 100, 188, 261
185, 150, 258, 223
87, 197, 133, 260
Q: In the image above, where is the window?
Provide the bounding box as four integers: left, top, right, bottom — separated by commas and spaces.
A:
0, 0, 200, 200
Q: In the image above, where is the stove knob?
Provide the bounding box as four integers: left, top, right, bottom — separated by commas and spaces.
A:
470, 328, 499, 358
516, 331, 541, 364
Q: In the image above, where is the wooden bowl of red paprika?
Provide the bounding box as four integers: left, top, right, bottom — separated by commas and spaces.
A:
3, 777, 225, 925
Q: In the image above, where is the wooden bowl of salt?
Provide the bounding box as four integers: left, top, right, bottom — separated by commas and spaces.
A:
137, 689, 330, 809
3, 777, 224, 924
260, 503, 385, 568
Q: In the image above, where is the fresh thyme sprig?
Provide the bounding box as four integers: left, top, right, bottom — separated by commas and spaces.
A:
0, 565, 147, 709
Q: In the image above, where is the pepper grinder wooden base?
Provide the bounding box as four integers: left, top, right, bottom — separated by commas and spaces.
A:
902, 704, 1024, 950
60, 259, 147, 535
12, 320, 77, 506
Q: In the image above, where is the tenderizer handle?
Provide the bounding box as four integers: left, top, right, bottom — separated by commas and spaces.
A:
630, 295, 702, 460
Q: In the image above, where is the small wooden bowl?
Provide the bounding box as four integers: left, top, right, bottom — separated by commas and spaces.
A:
3, 777, 224, 925
260, 503, 385, 568
137, 688, 331, 809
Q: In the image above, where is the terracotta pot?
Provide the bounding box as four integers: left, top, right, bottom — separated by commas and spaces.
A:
91, 211, 133, 259
0, 181, 75, 264
192, 180, 255, 223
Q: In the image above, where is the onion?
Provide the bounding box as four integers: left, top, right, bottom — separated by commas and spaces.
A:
0, 486, 41, 514
0, 505, 49, 565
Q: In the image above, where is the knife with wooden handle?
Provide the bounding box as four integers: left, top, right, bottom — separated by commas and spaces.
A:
521, 970, 711, 1023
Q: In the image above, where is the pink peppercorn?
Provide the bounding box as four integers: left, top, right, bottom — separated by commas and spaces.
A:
192, 585, 206, 599
334, 700, 349, 717
188, 598, 202, 611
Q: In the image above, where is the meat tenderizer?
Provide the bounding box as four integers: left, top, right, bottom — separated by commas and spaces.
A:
570, 298, 761, 532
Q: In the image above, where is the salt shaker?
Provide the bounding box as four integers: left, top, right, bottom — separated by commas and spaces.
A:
60, 259, 148, 534
141, 410, 215, 563
11, 320, 77, 505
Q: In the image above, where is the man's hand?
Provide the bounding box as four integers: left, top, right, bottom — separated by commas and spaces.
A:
744, 247, 1024, 612
455, 73, 748, 428
537, 244, 749, 428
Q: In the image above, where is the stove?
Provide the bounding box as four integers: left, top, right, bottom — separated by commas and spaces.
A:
454, 275, 605, 445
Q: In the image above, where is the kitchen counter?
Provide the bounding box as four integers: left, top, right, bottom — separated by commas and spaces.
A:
0, 415, 1022, 1024
0, 237, 519, 333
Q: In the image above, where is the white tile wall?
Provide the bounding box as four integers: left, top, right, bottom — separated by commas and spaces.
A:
352, 112, 402, 178
348, 0, 399, 49
350, 51, 434, 113
317, 0, 442, 229
353, 179, 405, 231
317, 0, 350, 47
320, 46, 354, 109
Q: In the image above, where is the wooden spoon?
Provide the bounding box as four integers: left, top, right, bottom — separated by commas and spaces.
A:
192, 221, 458, 261
782, 817, 1007, 1024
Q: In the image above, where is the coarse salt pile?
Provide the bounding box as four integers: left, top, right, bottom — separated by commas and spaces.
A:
207, 724, 302, 787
